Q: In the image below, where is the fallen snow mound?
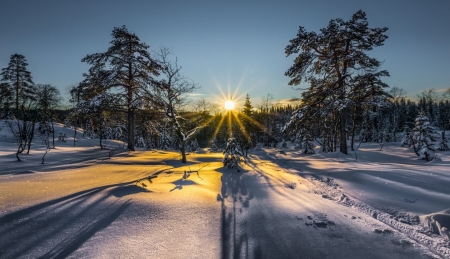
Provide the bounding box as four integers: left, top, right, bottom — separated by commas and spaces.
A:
421, 209, 450, 241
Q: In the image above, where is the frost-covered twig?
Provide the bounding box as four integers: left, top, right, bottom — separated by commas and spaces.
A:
135, 167, 170, 186
183, 163, 210, 181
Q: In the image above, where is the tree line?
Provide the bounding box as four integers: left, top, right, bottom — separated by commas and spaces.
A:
1, 11, 449, 163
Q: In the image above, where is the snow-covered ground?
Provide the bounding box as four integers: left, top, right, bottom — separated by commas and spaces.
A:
0, 122, 449, 258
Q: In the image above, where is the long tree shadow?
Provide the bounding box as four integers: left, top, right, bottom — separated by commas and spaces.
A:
37, 200, 131, 259
0, 182, 147, 258
218, 165, 257, 259
218, 155, 332, 259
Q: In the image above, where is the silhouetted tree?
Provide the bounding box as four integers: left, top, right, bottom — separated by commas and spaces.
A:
1, 54, 34, 116
81, 25, 163, 151
285, 10, 389, 154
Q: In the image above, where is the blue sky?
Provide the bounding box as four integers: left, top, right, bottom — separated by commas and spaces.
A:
1, 0, 449, 107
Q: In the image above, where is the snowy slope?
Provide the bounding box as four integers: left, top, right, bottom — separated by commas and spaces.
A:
0, 121, 449, 258
260, 142, 450, 257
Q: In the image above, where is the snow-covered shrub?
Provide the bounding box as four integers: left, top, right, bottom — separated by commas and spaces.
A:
223, 138, 243, 172
112, 124, 126, 142
195, 147, 206, 154
400, 127, 413, 147
292, 130, 315, 154
209, 142, 220, 152
411, 111, 437, 161
136, 137, 146, 149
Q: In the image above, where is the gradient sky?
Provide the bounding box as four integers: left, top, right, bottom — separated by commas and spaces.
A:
1, 0, 449, 107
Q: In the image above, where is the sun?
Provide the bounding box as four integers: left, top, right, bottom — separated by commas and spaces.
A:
224, 100, 235, 110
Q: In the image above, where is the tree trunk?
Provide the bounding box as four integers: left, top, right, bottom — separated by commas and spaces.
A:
26, 122, 35, 154
340, 112, 348, 155
73, 123, 77, 146
180, 141, 187, 163
16, 144, 22, 161
350, 108, 357, 151
99, 131, 103, 149
42, 140, 50, 164
16, 74, 19, 117
127, 58, 135, 151
127, 107, 135, 151
373, 106, 378, 142
51, 120, 55, 148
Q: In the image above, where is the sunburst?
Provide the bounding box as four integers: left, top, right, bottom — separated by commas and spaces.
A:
224, 100, 235, 110
204, 86, 266, 145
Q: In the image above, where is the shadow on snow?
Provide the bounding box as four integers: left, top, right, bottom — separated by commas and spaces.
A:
0, 182, 149, 258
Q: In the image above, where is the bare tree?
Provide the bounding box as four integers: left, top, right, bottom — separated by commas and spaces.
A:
155, 47, 203, 163
35, 84, 61, 148
260, 94, 273, 145
7, 103, 38, 161
418, 89, 440, 103
389, 87, 407, 141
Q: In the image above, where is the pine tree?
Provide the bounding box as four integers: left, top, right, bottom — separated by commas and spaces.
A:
242, 94, 253, 117
223, 137, 243, 172
81, 25, 163, 151
300, 131, 315, 154
411, 111, 437, 161
1, 54, 34, 115
0, 82, 13, 117
285, 10, 389, 155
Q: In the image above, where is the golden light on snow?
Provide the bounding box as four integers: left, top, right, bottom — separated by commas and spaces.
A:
224, 100, 235, 110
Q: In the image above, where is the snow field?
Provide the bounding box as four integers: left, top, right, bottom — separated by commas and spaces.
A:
0, 121, 449, 258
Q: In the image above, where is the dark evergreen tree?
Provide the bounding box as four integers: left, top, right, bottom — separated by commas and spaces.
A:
242, 94, 253, 117
241, 93, 254, 147
294, 129, 315, 154
438, 100, 450, 131
1, 54, 34, 116
0, 82, 13, 117
81, 25, 163, 151
350, 71, 391, 147
285, 10, 389, 155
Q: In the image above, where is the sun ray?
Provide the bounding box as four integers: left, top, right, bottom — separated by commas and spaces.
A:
209, 113, 227, 145
239, 112, 267, 132
231, 111, 250, 140
202, 71, 269, 146
227, 110, 233, 136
